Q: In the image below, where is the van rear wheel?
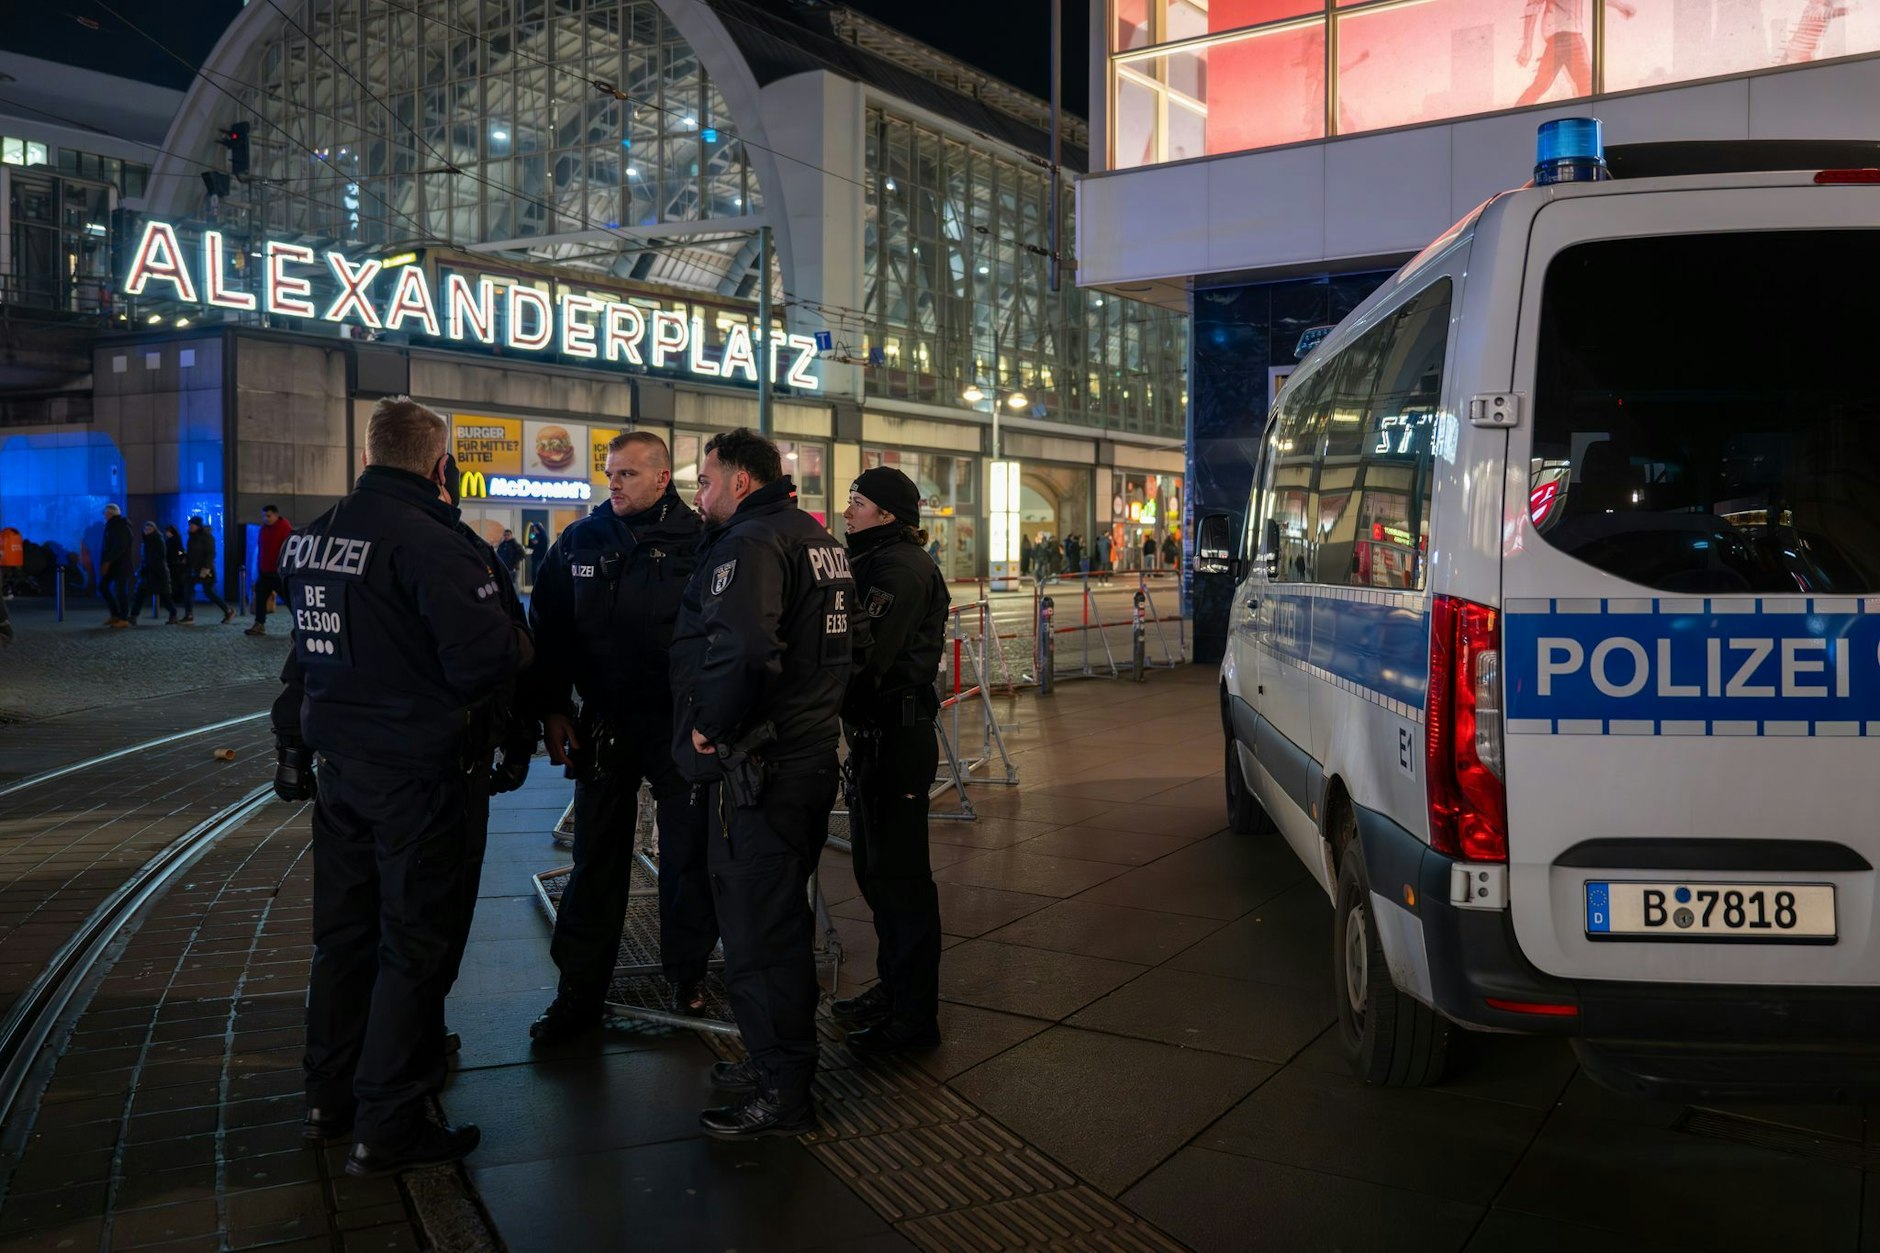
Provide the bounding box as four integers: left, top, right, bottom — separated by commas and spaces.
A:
1224, 728, 1274, 835
1332, 828, 1448, 1086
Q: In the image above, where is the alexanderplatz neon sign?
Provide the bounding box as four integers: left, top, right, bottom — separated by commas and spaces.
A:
122, 220, 822, 391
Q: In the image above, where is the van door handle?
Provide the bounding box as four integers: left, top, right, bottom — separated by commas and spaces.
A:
1246, 596, 1260, 610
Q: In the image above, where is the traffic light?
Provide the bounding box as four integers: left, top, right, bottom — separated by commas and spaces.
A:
217, 122, 250, 178
201, 170, 231, 198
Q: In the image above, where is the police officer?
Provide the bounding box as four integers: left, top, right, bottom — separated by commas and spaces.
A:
446, 514, 538, 1020
271, 396, 527, 1178
671, 428, 853, 1139
526, 431, 717, 1043
830, 468, 950, 1053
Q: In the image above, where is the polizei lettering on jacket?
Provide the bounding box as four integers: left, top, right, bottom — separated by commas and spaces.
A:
280, 533, 375, 578
1504, 604, 1879, 726
806, 546, 852, 583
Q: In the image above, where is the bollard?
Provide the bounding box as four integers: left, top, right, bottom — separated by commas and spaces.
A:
1132, 590, 1148, 682
55, 562, 66, 622
1038, 595, 1056, 695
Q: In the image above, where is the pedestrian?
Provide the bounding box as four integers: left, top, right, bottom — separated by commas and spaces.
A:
1162, 532, 1180, 571
1019, 535, 1032, 577
246, 503, 293, 636
496, 528, 525, 582
1142, 532, 1157, 571
526, 431, 718, 1044
670, 428, 853, 1139
833, 467, 949, 1054
269, 397, 529, 1177
183, 517, 234, 623
163, 525, 190, 617
1065, 533, 1083, 575
1095, 530, 1112, 574
130, 521, 178, 625
526, 522, 548, 584
98, 504, 134, 627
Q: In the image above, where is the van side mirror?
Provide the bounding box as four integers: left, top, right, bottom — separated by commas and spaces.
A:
1195, 514, 1236, 577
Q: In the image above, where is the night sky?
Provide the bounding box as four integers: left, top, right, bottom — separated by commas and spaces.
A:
7, 0, 1091, 118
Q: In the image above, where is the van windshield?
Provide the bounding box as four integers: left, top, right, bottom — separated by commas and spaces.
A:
1531, 231, 1880, 595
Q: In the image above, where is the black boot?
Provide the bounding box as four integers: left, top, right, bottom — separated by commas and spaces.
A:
710, 1058, 761, 1091
529, 998, 602, 1046
831, 982, 892, 1024
699, 1090, 816, 1140
846, 1016, 942, 1055
670, 978, 708, 1017
302, 1105, 355, 1142
345, 1123, 481, 1177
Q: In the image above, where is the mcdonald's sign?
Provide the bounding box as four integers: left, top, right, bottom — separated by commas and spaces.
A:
457, 471, 592, 503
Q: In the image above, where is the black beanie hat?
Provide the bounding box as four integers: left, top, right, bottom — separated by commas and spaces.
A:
851, 466, 922, 528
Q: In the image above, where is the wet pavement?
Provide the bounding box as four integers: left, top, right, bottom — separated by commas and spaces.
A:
0, 654, 1876, 1250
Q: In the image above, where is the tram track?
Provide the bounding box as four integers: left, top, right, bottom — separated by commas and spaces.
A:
0, 783, 274, 1130
0, 712, 279, 1132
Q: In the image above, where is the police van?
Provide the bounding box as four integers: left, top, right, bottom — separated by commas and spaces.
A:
1197, 123, 1880, 1101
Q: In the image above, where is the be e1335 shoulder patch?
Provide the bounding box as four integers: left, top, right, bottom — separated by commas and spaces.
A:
710, 560, 737, 595
863, 587, 896, 619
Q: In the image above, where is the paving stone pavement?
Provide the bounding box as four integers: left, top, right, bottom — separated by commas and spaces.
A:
0, 798, 444, 1252
1, 652, 1875, 1250
0, 596, 289, 726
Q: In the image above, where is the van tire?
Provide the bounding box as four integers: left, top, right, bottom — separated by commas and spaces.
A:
1332, 832, 1449, 1087
1224, 732, 1274, 835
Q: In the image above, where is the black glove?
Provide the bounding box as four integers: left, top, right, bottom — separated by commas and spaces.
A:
274, 733, 315, 803
490, 729, 537, 795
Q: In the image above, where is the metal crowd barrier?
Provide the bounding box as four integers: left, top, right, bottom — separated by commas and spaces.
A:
1033, 570, 1185, 691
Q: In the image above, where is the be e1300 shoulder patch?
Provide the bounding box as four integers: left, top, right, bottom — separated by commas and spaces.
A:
710, 560, 737, 595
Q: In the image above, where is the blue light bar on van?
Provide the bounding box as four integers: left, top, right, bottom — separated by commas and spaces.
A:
1534, 118, 1609, 186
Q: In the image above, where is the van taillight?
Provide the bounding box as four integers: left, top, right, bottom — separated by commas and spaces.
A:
1815, 169, 1880, 184
1427, 596, 1507, 863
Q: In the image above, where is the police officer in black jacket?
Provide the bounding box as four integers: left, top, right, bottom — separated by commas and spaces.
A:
270, 397, 527, 1178
527, 430, 717, 1044
830, 467, 950, 1053
671, 428, 853, 1139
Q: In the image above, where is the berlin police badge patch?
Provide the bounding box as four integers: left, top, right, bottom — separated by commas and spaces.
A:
863, 587, 896, 619
711, 560, 737, 595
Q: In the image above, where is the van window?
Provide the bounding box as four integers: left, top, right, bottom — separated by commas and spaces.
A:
1267, 367, 1327, 582
1532, 232, 1880, 594
1272, 279, 1449, 588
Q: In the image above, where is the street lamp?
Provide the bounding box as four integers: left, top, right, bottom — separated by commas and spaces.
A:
961, 384, 985, 404
1006, 391, 1029, 410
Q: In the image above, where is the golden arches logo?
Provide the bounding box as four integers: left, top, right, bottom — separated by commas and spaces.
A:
458, 469, 487, 498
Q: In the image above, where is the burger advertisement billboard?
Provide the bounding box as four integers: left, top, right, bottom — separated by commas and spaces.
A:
524, 419, 587, 478
450, 414, 595, 503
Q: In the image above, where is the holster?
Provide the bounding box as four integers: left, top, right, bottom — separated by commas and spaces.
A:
570, 711, 632, 782
715, 721, 778, 808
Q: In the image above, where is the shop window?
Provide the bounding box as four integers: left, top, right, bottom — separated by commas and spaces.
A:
776, 440, 827, 524
1, 138, 46, 167
1605, 0, 1880, 92
1113, 20, 1325, 169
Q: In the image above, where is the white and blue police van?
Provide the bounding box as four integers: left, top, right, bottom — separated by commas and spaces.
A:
1198, 121, 1880, 1101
